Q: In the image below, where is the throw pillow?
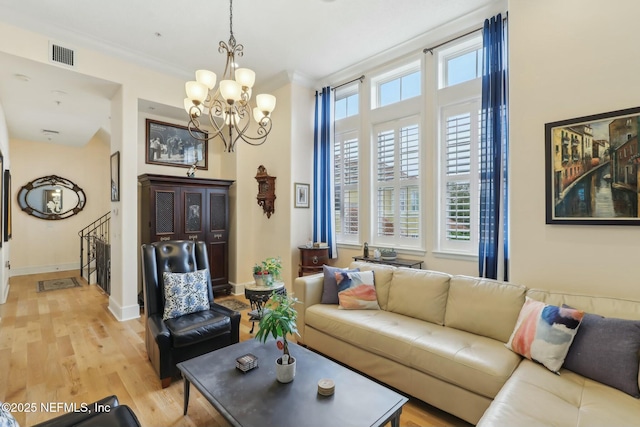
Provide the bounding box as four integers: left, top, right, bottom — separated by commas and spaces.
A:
562, 311, 640, 397
505, 297, 584, 372
322, 265, 359, 304
162, 269, 210, 320
0, 402, 19, 427
336, 270, 380, 310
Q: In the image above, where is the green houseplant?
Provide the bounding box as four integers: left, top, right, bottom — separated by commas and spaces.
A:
255, 292, 300, 382
252, 256, 282, 287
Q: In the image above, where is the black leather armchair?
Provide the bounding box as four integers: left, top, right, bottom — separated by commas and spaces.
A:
141, 240, 240, 388
32, 395, 140, 427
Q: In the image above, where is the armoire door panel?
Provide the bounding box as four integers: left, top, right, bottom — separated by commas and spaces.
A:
153, 187, 178, 240
208, 241, 228, 286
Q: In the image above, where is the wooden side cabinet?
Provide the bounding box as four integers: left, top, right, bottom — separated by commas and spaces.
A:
298, 246, 329, 276
139, 174, 234, 294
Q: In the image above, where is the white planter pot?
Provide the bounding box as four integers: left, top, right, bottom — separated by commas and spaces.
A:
275, 356, 296, 383
253, 274, 272, 287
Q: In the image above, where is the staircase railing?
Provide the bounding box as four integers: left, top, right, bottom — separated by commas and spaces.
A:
79, 211, 111, 293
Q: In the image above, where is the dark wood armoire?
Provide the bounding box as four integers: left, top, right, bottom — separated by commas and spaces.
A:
138, 174, 234, 294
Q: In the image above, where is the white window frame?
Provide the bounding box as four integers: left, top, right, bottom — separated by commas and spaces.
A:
372, 116, 421, 249
439, 101, 480, 253
436, 34, 482, 256
334, 83, 361, 245
334, 130, 360, 244
370, 60, 421, 110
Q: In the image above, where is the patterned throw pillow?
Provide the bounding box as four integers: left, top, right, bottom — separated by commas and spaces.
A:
322, 265, 360, 304
506, 297, 584, 372
0, 403, 19, 427
336, 270, 380, 310
162, 269, 210, 320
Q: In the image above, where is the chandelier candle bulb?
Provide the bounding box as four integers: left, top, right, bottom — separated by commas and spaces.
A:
196, 69, 217, 89
235, 68, 255, 89
256, 94, 276, 113
220, 80, 242, 103
185, 81, 207, 104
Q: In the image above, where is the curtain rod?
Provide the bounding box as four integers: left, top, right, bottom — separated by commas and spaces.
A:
332, 75, 365, 90
422, 13, 508, 55
423, 27, 481, 55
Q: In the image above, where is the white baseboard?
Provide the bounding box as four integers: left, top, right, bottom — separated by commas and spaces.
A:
0, 284, 9, 304
231, 281, 254, 295
9, 263, 79, 278
108, 297, 140, 322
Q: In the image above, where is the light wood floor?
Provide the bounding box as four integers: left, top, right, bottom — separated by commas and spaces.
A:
0, 271, 471, 426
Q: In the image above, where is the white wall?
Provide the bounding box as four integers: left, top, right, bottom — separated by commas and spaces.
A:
0, 101, 10, 303
508, 0, 640, 299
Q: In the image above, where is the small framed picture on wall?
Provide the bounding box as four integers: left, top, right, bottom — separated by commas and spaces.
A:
294, 183, 310, 208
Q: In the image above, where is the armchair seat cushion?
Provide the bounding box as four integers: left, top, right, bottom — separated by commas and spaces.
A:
166, 309, 231, 348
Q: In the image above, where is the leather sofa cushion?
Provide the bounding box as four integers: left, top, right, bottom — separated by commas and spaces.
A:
165, 309, 231, 348
477, 359, 640, 427
350, 261, 396, 310
445, 276, 526, 342
306, 304, 422, 365
305, 304, 520, 398
387, 269, 451, 325
76, 406, 141, 427
409, 327, 521, 398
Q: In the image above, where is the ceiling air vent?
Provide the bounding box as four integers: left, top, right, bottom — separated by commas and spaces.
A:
49, 42, 75, 67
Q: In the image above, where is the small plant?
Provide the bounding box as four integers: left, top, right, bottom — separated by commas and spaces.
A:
255, 292, 300, 364
253, 257, 282, 276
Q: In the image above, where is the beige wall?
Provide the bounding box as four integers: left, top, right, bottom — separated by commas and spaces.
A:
10, 135, 110, 274
508, 0, 640, 299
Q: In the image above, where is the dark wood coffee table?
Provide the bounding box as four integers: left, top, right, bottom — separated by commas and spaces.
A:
177, 339, 408, 427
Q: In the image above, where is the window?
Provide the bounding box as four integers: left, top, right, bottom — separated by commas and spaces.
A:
437, 35, 482, 255
335, 92, 359, 120
374, 118, 420, 246
371, 61, 421, 109
334, 81, 361, 244
334, 133, 359, 242
440, 106, 479, 249
445, 48, 481, 87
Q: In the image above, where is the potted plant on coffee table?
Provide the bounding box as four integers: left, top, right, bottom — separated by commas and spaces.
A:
255, 291, 300, 383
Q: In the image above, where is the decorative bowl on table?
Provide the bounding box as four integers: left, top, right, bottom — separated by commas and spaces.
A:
380, 249, 397, 261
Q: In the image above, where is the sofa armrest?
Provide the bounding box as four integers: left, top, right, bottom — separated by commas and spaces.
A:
293, 273, 324, 345
32, 395, 123, 427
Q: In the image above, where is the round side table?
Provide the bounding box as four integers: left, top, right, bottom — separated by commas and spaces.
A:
244, 281, 286, 333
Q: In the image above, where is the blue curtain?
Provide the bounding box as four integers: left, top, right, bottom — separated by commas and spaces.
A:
313, 87, 337, 258
479, 13, 509, 281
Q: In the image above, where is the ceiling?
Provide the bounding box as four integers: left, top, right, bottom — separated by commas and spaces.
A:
0, 0, 496, 147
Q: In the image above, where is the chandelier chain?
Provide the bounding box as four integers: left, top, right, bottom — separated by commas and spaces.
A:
229, 0, 235, 44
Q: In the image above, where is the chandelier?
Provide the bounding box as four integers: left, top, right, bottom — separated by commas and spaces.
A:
184, 0, 276, 152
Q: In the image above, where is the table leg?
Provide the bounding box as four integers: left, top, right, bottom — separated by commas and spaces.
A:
390, 407, 403, 427
183, 377, 191, 416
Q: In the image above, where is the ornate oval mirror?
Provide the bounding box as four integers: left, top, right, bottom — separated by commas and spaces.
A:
17, 175, 87, 220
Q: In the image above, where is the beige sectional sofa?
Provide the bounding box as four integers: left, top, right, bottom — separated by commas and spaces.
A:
293, 261, 640, 426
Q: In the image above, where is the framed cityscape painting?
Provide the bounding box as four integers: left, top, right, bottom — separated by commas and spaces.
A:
545, 106, 640, 225
145, 119, 208, 170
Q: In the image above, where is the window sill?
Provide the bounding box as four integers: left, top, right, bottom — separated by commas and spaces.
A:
432, 250, 478, 262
